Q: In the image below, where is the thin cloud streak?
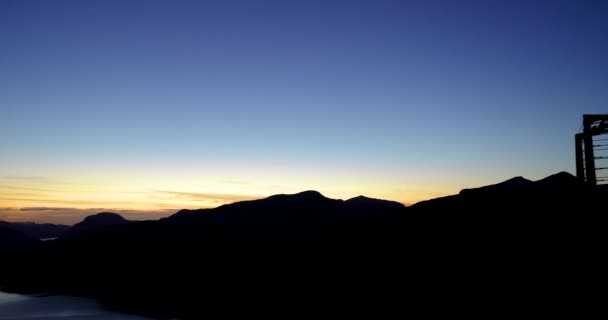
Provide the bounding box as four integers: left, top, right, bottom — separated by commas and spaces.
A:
2, 176, 49, 181
153, 190, 260, 203
20, 207, 74, 211
0, 185, 67, 193
0, 197, 174, 208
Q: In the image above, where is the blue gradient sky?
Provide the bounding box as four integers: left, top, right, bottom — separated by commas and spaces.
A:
1, 0, 607, 223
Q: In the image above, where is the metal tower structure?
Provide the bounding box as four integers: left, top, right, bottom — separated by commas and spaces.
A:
575, 114, 608, 185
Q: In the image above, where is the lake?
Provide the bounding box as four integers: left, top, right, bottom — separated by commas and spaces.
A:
0, 291, 156, 320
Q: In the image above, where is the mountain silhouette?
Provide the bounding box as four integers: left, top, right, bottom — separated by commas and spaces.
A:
61, 212, 129, 239
76, 212, 128, 226
345, 195, 405, 211
408, 171, 598, 251
169, 190, 361, 225
459, 172, 581, 197
459, 176, 533, 195
415, 172, 582, 211
0, 221, 70, 239
533, 171, 581, 189
0, 172, 603, 318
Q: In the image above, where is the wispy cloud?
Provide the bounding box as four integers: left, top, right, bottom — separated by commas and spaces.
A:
2, 176, 49, 181
20, 207, 73, 211
0, 185, 67, 193
0, 176, 72, 187
0, 197, 186, 210
0, 192, 43, 197
153, 190, 259, 203
0, 197, 145, 206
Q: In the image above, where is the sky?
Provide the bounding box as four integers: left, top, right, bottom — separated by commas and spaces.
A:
1, 0, 607, 224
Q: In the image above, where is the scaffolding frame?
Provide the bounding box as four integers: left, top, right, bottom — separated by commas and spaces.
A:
575, 114, 608, 185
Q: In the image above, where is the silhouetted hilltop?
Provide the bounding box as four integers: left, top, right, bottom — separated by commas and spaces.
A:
61, 212, 129, 239
414, 172, 583, 212
168, 190, 352, 225
267, 190, 327, 201
75, 212, 129, 229
459, 176, 533, 195
458, 172, 581, 197
533, 171, 580, 188
345, 195, 405, 211
168, 190, 407, 227
0, 221, 70, 239
410, 171, 596, 229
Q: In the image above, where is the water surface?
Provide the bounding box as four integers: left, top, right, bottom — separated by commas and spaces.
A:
0, 291, 154, 319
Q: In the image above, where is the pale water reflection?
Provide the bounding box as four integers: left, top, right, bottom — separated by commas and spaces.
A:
0, 291, 154, 319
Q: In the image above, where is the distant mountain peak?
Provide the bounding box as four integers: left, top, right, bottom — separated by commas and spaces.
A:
536, 171, 576, 182
460, 176, 533, 195
346, 195, 406, 210
91, 212, 124, 218
61, 212, 130, 239
348, 195, 378, 202
501, 176, 533, 185
78, 212, 127, 224
534, 171, 579, 187
263, 190, 328, 202
294, 190, 326, 199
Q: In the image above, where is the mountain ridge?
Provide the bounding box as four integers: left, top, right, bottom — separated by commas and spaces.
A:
0, 171, 604, 319
0, 221, 70, 239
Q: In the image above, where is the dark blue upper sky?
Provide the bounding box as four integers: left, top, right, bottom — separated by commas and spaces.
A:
1, 0, 607, 212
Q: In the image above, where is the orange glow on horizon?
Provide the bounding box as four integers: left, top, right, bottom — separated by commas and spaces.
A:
0, 164, 494, 224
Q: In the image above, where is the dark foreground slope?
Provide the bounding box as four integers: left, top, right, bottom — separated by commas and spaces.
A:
0, 221, 70, 239
0, 173, 603, 318
0, 226, 40, 251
